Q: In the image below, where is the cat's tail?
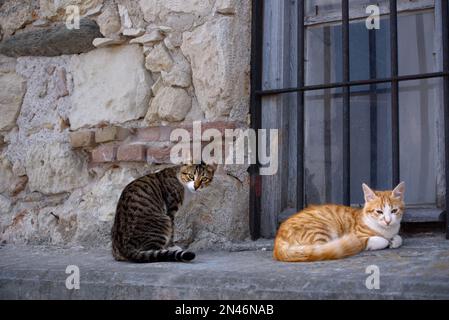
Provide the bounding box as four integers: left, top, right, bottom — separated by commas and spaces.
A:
273, 234, 365, 262
123, 248, 196, 263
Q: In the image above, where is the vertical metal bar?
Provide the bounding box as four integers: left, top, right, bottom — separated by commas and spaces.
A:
441, 0, 449, 239
342, 0, 351, 205
390, 0, 400, 187
296, 0, 305, 211
324, 27, 332, 202
249, 0, 264, 240
369, 29, 378, 188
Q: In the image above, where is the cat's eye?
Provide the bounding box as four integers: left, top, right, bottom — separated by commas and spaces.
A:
186, 174, 194, 180
201, 177, 209, 182
376, 210, 383, 214
392, 208, 398, 213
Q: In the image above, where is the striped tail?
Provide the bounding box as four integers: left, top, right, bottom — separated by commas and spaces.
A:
126, 248, 196, 263
273, 234, 365, 262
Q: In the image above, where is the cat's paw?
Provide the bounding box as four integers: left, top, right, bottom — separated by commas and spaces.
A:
389, 235, 402, 249
365, 236, 389, 251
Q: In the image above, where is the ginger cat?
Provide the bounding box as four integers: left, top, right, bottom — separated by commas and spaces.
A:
273, 182, 405, 262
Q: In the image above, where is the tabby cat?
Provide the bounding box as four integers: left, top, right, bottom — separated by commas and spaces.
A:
273, 182, 405, 262
111, 162, 216, 263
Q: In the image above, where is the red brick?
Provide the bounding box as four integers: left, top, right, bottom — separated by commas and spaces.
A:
134, 122, 244, 144
135, 127, 161, 141
146, 146, 172, 164
179, 121, 243, 141
91, 145, 117, 163
117, 144, 146, 162
69, 131, 95, 148
158, 126, 174, 141
201, 121, 239, 134
95, 126, 131, 143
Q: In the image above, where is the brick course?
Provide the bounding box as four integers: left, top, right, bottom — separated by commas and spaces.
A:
117, 144, 146, 162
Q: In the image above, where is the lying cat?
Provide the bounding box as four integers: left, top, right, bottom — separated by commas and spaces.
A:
273, 182, 405, 262
111, 162, 216, 263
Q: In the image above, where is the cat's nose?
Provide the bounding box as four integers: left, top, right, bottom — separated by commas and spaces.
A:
385, 219, 391, 225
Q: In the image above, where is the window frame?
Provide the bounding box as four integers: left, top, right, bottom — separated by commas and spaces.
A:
249, 0, 449, 239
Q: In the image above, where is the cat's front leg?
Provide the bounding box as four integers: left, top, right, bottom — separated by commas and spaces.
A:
388, 235, 402, 249
365, 236, 389, 251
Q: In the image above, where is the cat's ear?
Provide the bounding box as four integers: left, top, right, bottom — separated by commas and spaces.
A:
362, 183, 377, 202
391, 181, 405, 200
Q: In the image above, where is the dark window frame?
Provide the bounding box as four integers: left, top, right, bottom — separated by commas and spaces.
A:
249, 0, 449, 239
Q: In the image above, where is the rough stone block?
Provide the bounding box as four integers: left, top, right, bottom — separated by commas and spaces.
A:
25, 142, 90, 194
0, 72, 26, 131
69, 45, 152, 130
148, 86, 191, 122
181, 13, 250, 119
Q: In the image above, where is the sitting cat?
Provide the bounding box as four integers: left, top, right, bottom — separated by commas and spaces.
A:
111, 162, 216, 263
273, 182, 405, 262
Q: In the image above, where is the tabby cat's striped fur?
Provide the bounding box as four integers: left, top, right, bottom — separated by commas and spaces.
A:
112, 163, 216, 263
274, 182, 405, 262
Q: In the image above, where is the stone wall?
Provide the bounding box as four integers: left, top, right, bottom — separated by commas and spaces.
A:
0, 0, 251, 250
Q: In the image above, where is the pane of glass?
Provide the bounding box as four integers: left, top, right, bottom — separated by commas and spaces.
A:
350, 84, 392, 204
305, 88, 343, 204
305, 86, 393, 205
305, 16, 391, 86
398, 11, 435, 76
348, 18, 391, 82
305, 11, 435, 85
399, 79, 439, 205
305, 23, 342, 85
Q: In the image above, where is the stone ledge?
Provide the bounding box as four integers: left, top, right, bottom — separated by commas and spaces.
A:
0, 234, 448, 299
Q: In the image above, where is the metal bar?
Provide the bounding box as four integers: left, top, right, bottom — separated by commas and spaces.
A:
342, 0, 350, 205
297, 0, 305, 211
441, 0, 449, 239
255, 71, 449, 96
390, 0, 400, 187
369, 29, 378, 188
324, 27, 332, 202
249, 0, 264, 240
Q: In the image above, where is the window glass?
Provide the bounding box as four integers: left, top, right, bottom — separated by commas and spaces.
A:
304, 11, 437, 205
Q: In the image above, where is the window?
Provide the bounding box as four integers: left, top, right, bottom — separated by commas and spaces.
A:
250, 0, 449, 238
